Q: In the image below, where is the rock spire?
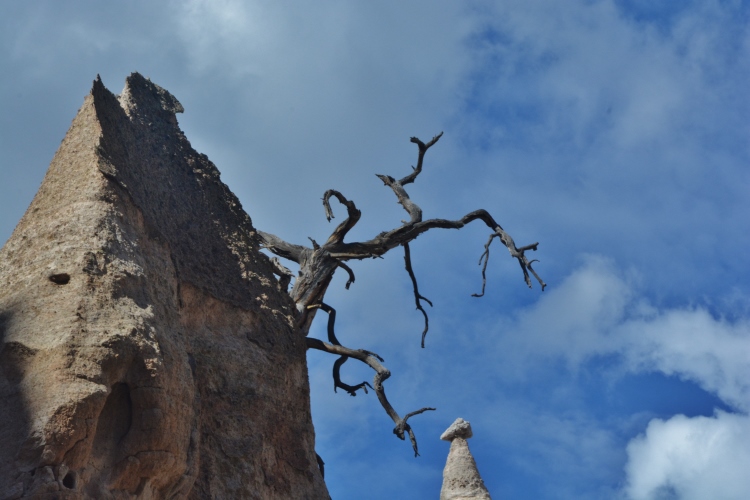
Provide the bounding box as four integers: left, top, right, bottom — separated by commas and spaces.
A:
440, 418, 492, 500
0, 74, 328, 498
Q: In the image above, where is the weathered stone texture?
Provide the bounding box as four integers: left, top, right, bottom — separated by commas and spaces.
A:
0, 73, 329, 499
440, 418, 491, 500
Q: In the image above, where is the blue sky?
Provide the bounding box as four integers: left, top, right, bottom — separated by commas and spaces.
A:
2, 1, 749, 498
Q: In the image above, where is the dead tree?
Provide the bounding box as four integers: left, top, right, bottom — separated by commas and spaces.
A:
258, 133, 545, 456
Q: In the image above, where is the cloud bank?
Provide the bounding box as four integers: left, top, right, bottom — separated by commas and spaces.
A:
626, 411, 750, 500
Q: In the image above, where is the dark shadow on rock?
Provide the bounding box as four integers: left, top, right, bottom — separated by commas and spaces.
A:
0, 310, 34, 496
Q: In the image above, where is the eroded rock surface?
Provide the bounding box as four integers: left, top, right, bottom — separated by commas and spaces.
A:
440, 418, 491, 500
0, 73, 329, 499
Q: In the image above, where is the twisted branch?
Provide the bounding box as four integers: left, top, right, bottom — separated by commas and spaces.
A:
269, 256, 294, 291
376, 174, 423, 224
337, 261, 356, 290
258, 230, 307, 264
403, 242, 432, 348
472, 234, 497, 297
308, 303, 377, 396
255, 132, 545, 459
322, 189, 361, 245
401, 132, 443, 185
306, 303, 435, 456
327, 209, 545, 293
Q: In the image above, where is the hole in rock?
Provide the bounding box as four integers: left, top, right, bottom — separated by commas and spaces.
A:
49, 273, 71, 285
62, 471, 77, 489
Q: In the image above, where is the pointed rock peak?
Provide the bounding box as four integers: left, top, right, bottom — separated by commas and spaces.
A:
91, 73, 108, 95
440, 418, 492, 500
118, 71, 184, 119
0, 74, 327, 498
441, 417, 473, 441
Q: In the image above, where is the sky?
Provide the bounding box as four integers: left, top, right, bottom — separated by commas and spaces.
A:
1, 1, 749, 498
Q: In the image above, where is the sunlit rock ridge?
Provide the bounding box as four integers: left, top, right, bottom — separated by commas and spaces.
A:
0, 73, 328, 499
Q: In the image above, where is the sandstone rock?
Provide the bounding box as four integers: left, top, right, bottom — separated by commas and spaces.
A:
0, 73, 329, 499
440, 418, 473, 442
440, 418, 491, 500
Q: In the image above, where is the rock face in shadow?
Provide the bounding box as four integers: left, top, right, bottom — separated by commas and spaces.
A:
0, 73, 329, 499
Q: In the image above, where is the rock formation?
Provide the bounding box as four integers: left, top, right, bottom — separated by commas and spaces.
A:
0, 74, 329, 499
440, 418, 492, 500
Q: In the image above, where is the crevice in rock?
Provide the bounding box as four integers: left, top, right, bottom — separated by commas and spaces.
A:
91, 383, 133, 462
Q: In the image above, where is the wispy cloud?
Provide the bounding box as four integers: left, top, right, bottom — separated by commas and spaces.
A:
475, 256, 750, 406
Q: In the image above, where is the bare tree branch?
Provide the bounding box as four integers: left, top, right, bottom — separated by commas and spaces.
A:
259, 134, 544, 336
328, 209, 545, 291
322, 189, 361, 245
337, 261, 356, 289
306, 303, 435, 456
257, 230, 308, 263
400, 132, 443, 186
308, 303, 375, 396
254, 132, 544, 459
527, 259, 545, 291
269, 256, 294, 291
472, 233, 497, 297
375, 173, 423, 224
403, 242, 432, 348
332, 356, 373, 396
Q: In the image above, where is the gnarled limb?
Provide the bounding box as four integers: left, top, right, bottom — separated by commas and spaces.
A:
322, 189, 361, 245
329, 209, 545, 289
258, 230, 308, 264
255, 133, 544, 458
308, 303, 377, 396
306, 303, 435, 456
269, 256, 294, 291
259, 134, 545, 339
401, 132, 443, 186
337, 261, 356, 290
374, 132, 442, 224
403, 242, 432, 348
376, 173, 423, 224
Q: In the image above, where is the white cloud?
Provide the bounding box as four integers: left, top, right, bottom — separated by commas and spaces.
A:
483, 255, 750, 411
464, 0, 749, 150
620, 307, 750, 413
470, 256, 750, 498
625, 411, 750, 500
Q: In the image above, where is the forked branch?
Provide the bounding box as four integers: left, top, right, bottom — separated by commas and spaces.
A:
401, 132, 443, 185
306, 303, 435, 456
308, 302, 375, 396
255, 132, 545, 460
257, 133, 545, 337
326, 209, 546, 293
